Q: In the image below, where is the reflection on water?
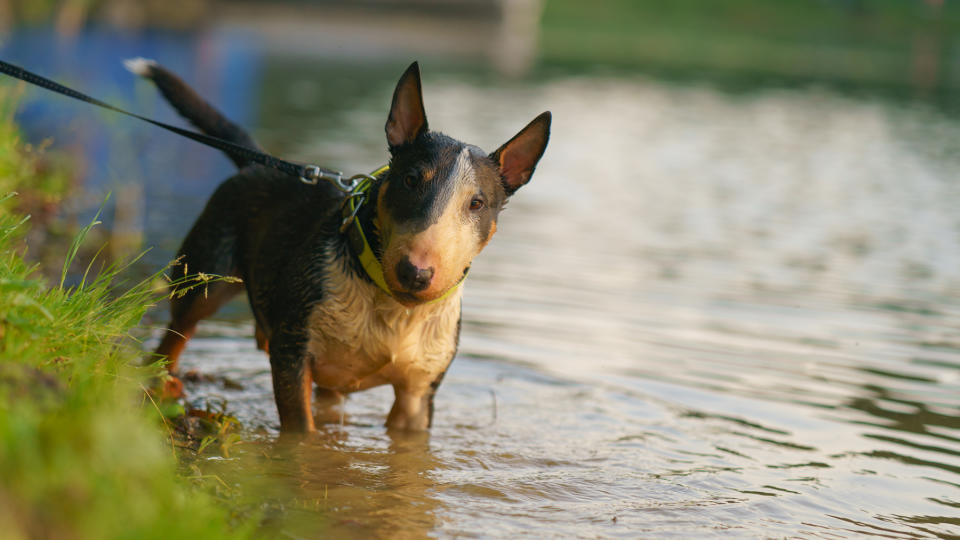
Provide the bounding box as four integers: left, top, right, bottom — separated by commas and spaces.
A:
143, 69, 958, 537
191, 425, 441, 539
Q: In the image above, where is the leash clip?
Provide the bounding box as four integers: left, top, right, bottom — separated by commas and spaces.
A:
301, 164, 357, 192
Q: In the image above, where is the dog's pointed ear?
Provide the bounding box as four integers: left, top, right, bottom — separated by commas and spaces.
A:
490, 111, 551, 195
385, 62, 429, 149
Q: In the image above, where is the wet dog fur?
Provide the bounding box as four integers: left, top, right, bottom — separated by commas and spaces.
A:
133, 59, 551, 432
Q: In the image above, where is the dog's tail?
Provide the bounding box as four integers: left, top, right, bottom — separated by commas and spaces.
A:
124, 57, 259, 169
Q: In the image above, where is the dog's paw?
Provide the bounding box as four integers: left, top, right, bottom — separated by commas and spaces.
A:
154, 373, 184, 400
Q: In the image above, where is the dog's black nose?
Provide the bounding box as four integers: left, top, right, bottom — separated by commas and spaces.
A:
396, 257, 434, 292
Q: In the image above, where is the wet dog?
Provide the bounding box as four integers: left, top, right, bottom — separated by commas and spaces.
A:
132, 59, 550, 432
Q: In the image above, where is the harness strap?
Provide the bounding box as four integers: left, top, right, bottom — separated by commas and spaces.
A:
0, 59, 343, 184
342, 168, 392, 295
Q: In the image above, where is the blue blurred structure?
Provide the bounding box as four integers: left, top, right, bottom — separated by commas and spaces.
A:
0, 26, 262, 257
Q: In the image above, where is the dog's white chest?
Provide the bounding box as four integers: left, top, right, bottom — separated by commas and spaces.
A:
303, 249, 460, 392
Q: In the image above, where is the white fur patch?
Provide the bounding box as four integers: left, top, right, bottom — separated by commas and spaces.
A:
304, 239, 462, 393
123, 57, 157, 77
451, 146, 478, 188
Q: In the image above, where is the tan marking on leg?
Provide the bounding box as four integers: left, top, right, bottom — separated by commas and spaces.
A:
154, 280, 242, 372
273, 363, 315, 432
255, 324, 269, 354
299, 368, 315, 431
154, 324, 194, 373
160, 375, 184, 400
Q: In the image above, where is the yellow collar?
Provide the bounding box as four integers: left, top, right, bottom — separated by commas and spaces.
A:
341, 166, 466, 304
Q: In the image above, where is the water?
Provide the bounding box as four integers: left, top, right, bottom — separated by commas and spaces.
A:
136, 71, 960, 538
9, 36, 959, 536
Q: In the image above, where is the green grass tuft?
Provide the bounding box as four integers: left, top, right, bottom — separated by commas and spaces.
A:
0, 91, 255, 539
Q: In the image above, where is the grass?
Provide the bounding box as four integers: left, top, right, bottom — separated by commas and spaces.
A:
0, 87, 67, 215
539, 0, 960, 94
0, 89, 255, 539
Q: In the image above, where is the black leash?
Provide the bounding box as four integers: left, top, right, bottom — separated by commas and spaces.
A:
0, 58, 349, 188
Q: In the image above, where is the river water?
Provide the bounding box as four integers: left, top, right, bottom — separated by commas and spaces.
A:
132, 67, 960, 538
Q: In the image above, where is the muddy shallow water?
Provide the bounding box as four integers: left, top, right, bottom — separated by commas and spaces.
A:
130, 72, 960, 538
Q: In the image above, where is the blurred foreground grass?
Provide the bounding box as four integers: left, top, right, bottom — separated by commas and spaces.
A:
0, 92, 253, 539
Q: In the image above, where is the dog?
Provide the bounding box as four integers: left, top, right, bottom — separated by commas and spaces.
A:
131, 59, 550, 432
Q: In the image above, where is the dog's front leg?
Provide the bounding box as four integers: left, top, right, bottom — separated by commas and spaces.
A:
386, 383, 434, 431
269, 341, 315, 432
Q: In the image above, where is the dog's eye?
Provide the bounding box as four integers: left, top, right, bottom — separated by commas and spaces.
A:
469, 198, 485, 211
404, 174, 417, 189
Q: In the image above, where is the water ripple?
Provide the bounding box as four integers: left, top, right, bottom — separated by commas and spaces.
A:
144, 71, 960, 538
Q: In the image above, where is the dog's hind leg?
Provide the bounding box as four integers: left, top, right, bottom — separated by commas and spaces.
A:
155, 279, 242, 373
153, 195, 244, 373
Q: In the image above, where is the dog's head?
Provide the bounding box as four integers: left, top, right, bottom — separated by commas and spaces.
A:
374, 62, 550, 306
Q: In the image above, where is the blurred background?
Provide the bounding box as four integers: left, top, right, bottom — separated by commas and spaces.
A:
3, 0, 960, 270
3, 0, 960, 271
2, 1, 960, 538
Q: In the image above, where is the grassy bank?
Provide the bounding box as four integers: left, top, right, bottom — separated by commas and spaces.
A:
540, 0, 960, 95
0, 93, 252, 539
